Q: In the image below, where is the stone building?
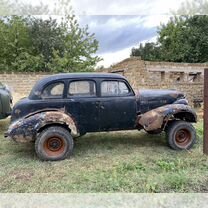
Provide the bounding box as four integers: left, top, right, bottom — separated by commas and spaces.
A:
104, 57, 207, 108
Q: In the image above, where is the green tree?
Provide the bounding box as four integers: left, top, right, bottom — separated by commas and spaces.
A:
0, 16, 33, 71
27, 17, 65, 71
49, 15, 101, 72
131, 42, 161, 61
158, 15, 208, 62
0, 15, 101, 72
131, 15, 208, 63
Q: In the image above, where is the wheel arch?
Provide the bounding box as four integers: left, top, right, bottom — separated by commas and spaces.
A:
36, 111, 80, 137
37, 122, 72, 134
7, 110, 80, 143
137, 104, 197, 132
173, 111, 197, 123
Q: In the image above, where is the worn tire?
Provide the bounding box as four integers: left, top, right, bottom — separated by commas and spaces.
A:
35, 126, 74, 161
166, 121, 196, 150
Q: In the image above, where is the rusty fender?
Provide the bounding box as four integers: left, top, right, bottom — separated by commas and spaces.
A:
5, 111, 79, 143
137, 104, 197, 132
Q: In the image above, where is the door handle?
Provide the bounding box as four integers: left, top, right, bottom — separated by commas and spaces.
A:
100, 105, 105, 110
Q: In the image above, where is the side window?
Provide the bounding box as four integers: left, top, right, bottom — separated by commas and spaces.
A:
119, 81, 130, 95
42, 82, 64, 99
101, 81, 130, 96
68, 80, 96, 97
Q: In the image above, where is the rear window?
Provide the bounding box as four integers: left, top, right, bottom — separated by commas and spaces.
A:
41, 82, 64, 99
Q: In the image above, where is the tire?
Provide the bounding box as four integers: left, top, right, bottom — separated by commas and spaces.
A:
35, 126, 74, 161
166, 121, 196, 150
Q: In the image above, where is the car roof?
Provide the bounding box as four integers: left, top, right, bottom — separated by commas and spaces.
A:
29, 72, 126, 99
37, 72, 125, 86
44, 72, 124, 80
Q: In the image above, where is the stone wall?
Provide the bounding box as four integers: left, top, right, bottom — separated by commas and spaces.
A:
0, 72, 52, 102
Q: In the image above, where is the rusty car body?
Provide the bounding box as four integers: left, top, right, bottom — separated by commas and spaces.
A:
5, 73, 197, 160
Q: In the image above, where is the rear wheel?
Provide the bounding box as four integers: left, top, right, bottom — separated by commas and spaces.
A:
35, 126, 74, 161
166, 121, 196, 150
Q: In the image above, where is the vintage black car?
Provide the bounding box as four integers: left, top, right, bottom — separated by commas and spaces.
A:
5, 73, 197, 161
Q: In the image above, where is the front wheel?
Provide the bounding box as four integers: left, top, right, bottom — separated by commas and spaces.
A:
35, 126, 74, 161
166, 121, 196, 150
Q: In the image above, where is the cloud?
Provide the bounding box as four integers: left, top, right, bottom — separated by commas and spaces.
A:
80, 15, 159, 53
97, 36, 157, 68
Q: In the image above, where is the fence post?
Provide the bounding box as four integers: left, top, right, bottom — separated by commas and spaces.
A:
204, 68, 208, 154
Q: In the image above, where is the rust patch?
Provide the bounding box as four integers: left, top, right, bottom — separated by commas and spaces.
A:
13, 135, 34, 143
44, 111, 78, 136
138, 110, 164, 131
137, 104, 197, 132
6, 110, 79, 143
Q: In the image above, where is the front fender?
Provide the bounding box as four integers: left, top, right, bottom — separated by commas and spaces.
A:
137, 104, 197, 132
6, 111, 79, 143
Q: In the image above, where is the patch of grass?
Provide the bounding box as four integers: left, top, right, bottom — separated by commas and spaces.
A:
157, 160, 177, 171
0, 120, 207, 193
163, 171, 190, 191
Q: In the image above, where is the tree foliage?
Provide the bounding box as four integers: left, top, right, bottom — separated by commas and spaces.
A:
131, 15, 208, 63
0, 15, 101, 72
48, 15, 101, 72
131, 42, 161, 61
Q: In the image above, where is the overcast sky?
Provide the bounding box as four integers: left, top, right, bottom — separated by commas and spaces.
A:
79, 15, 167, 67
70, 0, 184, 67
14, 0, 185, 67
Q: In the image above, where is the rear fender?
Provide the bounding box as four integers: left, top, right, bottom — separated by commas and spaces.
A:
137, 104, 197, 132
6, 110, 79, 143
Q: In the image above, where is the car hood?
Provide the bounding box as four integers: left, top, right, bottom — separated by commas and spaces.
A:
137, 89, 186, 113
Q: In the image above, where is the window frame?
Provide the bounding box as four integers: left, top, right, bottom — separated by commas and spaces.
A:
41, 81, 65, 100
67, 79, 97, 98
100, 79, 133, 97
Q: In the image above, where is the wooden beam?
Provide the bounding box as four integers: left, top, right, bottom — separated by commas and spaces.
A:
204, 68, 208, 154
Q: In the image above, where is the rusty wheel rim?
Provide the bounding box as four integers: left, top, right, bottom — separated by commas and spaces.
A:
43, 137, 65, 157
175, 129, 192, 148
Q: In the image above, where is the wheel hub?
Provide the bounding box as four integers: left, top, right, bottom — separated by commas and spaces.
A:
48, 138, 62, 151
43, 137, 65, 156
175, 129, 191, 147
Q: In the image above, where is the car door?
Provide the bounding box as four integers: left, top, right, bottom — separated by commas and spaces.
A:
99, 79, 137, 131
65, 79, 100, 132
